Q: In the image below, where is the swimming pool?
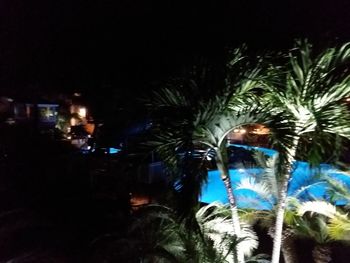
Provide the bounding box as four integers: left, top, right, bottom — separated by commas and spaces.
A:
200, 145, 350, 209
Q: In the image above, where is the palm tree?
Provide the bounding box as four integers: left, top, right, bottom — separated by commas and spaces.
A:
146, 49, 268, 262
236, 152, 333, 263
196, 202, 259, 262
262, 40, 350, 263
91, 203, 266, 263
235, 153, 292, 263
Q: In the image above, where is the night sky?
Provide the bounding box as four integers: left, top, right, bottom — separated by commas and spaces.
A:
1, 0, 350, 98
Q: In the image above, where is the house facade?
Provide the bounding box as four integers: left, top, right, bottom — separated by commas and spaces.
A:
0, 96, 59, 128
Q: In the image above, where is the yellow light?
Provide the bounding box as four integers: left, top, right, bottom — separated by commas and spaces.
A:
233, 128, 240, 133
240, 129, 246, 134
78, 107, 86, 118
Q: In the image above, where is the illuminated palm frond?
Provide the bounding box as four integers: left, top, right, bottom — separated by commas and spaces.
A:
297, 200, 338, 218
111, 203, 264, 263
297, 200, 350, 242
194, 104, 269, 148
254, 151, 280, 197
235, 177, 274, 207
263, 40, 350, 153
196, 202, 259, 259
294, 216, 331, 244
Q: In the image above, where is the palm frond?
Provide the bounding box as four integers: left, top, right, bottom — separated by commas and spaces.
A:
297, 200, 338, 218
253, 152, 280, 198
239, 209, 274, 227
196, 104, 269, 148
196, 202, 259, 258
235, 177, 274, 207
294, 216, 330, 244
290, 181, 326, 199
145, 86, 191, 110
261, 39, 350, 144
325, 176, 350, 206
327, 215, 350, 241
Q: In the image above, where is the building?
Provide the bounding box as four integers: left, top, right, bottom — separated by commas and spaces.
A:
0, 96, 59, 128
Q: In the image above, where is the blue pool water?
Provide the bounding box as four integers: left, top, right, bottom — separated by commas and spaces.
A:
200, 145, 350, 209
109, 147, 121, 154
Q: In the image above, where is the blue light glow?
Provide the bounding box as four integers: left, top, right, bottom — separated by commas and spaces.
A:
109, 147, 121, 154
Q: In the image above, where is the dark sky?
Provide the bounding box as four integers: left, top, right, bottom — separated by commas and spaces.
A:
1, 0, 350, 97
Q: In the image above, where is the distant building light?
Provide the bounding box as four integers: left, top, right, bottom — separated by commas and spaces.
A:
70, 118, 76, 126
5, 118, 15, 125
78, 107, 86, 118
74, 92, 82, 97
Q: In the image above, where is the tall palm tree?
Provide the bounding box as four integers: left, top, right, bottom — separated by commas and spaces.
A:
236, 152, 332, 263
262, 40, 350, 263
146, 50, 268, 262
235, 154, 289, 263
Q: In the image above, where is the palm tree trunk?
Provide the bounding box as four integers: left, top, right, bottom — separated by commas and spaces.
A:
281, 235, 299, 263
216, 148, 244, 263
271, 136, 300, 263
268, 227, 299, 263
312, 244, 331, 263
